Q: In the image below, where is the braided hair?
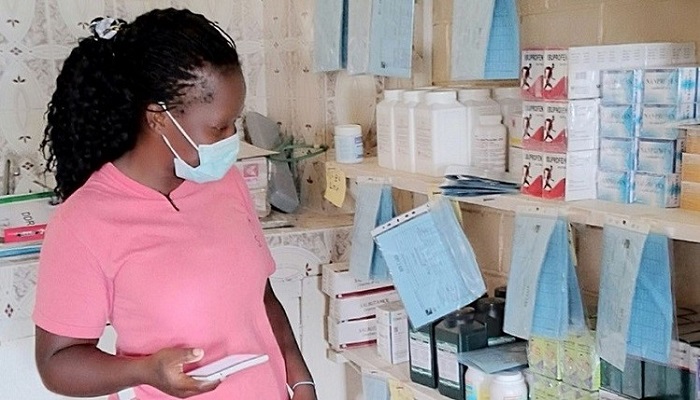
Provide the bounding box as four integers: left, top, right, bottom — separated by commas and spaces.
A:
42, 8, 240, 200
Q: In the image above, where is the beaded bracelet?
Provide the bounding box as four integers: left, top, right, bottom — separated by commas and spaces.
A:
291, 381, 316, 391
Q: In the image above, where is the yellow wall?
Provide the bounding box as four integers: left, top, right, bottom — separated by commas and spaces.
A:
430, 0, 700, 309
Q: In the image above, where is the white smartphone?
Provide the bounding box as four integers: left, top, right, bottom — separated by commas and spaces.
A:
186, 353, 269, 382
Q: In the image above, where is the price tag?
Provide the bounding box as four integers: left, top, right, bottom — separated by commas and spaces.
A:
324, 165, 347, 208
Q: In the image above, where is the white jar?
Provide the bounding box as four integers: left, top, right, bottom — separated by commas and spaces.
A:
376, 89, 404, 170
464, 367, 491, 400
334, 124, 364, 164
473, 114, 507, 172
489, 371, 528, 400
394, 90, 426, 173
458, 89, 503, 167
414, 90, 469, 177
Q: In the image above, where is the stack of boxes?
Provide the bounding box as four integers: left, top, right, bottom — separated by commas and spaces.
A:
680, 127, 700, 210
597, 67, 695, 207
519, 48, 600, 201
321, 263, 399, 352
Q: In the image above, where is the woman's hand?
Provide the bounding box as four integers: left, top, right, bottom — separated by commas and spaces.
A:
291, 384, 318, 400
142, 347, 220, 398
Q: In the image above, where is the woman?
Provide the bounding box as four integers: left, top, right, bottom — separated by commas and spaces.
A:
33, 8, 316, 400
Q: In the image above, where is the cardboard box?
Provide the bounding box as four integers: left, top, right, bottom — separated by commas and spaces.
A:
681, 153, 700, 182
321, 263, 393, 298
329, 289, 400, 321
327, 316, 376, 351
376, 301, 409, 364
235, 156, 269, 190
680, 181, 700, 211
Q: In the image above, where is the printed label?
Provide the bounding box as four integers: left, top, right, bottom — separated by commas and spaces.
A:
436, 340, 460, 389
521, 50, 545, 99
409, 331, 433, 375
543, 49, 568, 100
523, 102, 545, 148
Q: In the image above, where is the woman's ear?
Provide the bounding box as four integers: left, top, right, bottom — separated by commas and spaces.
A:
145, 103, 168, 132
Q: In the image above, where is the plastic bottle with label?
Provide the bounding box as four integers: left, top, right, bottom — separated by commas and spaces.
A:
473, 114, 507, 172
464, 366, 491, 400
409, 318, 440, 388
435, 308, 488, 400
492, 87, 523, 126
376, 89, 405, 170
414, 90, 469, 176
457, 89, 503, 169
394, 90, 427, 173
489, 371, 528, 400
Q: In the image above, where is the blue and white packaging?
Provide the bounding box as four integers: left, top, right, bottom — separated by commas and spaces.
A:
600, 104, 640, 138
632, 172, 680, 208
636, 138, 684, 174
597, 170, 632, 203
601, 70, 642, 105
638, 104, 695, 139
599, 138, 636, 171
642, 67, 698, 104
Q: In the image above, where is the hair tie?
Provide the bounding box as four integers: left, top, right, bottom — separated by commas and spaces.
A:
89, 17, 126, 40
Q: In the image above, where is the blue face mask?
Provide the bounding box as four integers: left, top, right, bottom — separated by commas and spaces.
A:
159, 104, 240, 183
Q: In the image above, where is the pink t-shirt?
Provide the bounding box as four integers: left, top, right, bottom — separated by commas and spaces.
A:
33, 163, 288, 399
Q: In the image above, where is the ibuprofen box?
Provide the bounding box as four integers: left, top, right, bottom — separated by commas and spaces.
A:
521, 49, 545, 99
543, 102, 568, 153
542, 151, 598, 201
322, 263, 393, 298
329, 289, 400, 322
521, 150, 543, 197
523, 101, 545, 149
543, 49, 568, 100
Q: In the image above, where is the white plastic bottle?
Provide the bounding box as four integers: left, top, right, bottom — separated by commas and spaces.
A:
394, 90, 426, 173
492, 87, 523, 124
457, 89, 503, 168
473, 114, 507, 172
464, 367, 491, 400
489, 371, 528, 400
414, 90, 469, 177
376, 89, 404, 170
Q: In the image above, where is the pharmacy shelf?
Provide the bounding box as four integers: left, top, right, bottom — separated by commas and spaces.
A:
328, 345, 451, 400
326, 158, 700, 243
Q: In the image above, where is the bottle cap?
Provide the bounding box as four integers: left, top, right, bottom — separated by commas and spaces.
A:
457, 88, 490, 102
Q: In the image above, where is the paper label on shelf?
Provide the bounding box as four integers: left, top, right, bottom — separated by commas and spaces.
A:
324, 165, 347, 207
388, 378, 414, 400
409, 331, 433, 375
436, 340, 460, 388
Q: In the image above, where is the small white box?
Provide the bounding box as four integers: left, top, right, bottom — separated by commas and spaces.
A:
637, 138, 684, 174
541, 151, 598, 201
521, 49, 545, 99
600, 104, 640, 139
376, 301, 409, 364
642, 67, 698, 104
632, 172, 680, 208
235, 157, 269, 190
599, 138, 637, 171
597, 170, 633, 204
321, 263, 393, 298
601, 70, 642, 105
329, 289, 400, 321
567, 69, 600, 100
567, 99, 600, 151
327, 317, 377, 351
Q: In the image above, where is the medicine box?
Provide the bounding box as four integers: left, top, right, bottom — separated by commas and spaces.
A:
560, 331, 601, 391
639, 104, 694, 139
235, 157, 269, 190
542, 150, 598, 201
542, 102, 568, 153
567, 99, 599, 151
597, 170, 633, 204
600, 104, 640, 139
327, 316, 376, 351
559, 383, 597, 400
530, 373, 562, 400
321, 263, 393, 298
599, 138, 637, 171
528, 336, 561, 380
642, 67, 698, 104
632, 173, 680, 208
568, 42, 696, 72
543, 49, 568, 100
568, 69, 600, 100
376, 301, 409, 364
522, 101, 545, 149
637, 138, 684, 174
521, 150, 544, 197
521, 49, 545, 99
681, 153, 700, 182
680, 181, 700, 211
601, 70, 642, 105
329, 289, 400, 321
